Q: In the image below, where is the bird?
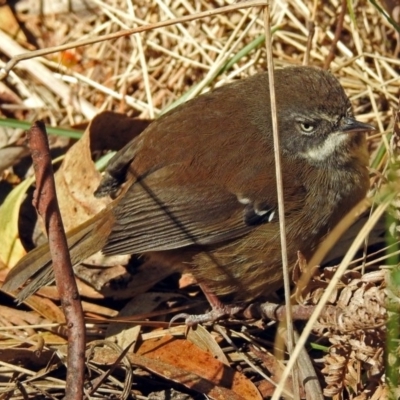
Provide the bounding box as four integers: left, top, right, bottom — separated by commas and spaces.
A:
3, 66, 374, 312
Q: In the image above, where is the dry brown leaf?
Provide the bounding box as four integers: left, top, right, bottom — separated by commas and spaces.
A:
136, 335, 262, 400
39, 111, 150, 234
92, 345, 250, 400
22, 294, 66, 324
186, 325, 230, 366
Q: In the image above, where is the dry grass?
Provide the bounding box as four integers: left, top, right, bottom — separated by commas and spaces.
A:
0, 0, 399, 398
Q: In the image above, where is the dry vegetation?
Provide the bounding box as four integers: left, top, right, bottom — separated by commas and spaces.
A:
0, 0, 399, 398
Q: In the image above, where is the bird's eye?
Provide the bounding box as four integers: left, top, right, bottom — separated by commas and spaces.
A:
299, 122, 315, 133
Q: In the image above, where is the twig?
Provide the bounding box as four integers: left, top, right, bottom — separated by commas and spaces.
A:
28, 121, 86, 400
244, 302, 337, 321
323, 0, 347, 70
304, 20, 315, 66
263, 5, 299, 400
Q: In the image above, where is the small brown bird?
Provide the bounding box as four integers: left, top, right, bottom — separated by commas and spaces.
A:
3, 66, 374, 309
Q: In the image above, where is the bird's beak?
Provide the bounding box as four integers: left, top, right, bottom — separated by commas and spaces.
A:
341, 117, 376, 133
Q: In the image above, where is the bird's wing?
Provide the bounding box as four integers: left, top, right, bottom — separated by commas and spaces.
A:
103, 168, 251, 255
102, 161, 299, 255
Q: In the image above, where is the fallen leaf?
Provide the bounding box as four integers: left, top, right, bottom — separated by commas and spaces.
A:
0, 176, 34, 268
92, 345, 261, 400
137, 335, 262, 399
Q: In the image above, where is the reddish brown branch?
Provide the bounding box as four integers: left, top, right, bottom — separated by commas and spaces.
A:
324, 0, 347, 70
244, 301, 337, 322
28, 121, 85, 400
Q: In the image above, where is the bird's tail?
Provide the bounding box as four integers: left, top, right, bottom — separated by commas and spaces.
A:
2, 206, 115, 303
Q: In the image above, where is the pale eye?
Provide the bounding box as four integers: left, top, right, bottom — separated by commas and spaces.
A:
300, 122, 315, 133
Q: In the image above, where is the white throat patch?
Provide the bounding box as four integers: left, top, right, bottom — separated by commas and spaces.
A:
301, 132, 348, 162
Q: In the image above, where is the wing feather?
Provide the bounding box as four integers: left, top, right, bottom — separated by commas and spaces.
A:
103, 170, 253, 254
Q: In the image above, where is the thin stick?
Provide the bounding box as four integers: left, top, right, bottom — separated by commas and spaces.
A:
304, 20, 315, 66
323, 0, 347, 70
263, 5, 299, 399
28, 121, 86, 400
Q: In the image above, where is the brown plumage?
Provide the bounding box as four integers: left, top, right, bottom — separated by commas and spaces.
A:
3, 66, 373, 303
